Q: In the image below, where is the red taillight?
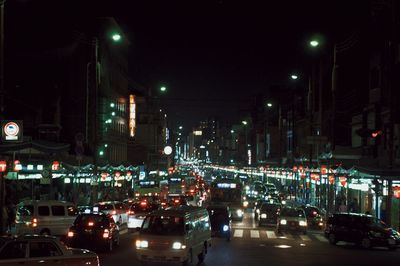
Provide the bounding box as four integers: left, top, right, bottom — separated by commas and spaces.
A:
174, 200, 180, 203
111, 210, 117, 215
88, 221, 94, 226
127, 210, 134, 215
312, 211, 317, 216
67, 231, 74, 238
140, 201, 147, 206
103, 229, 110, 238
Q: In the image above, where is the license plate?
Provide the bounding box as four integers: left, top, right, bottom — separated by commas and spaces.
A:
388, 239, 395, 245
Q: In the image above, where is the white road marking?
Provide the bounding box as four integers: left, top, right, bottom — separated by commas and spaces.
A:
314, 234, 328, 242
266, 230, 277, 239
234, 229, 243, 238
250, 230, 260, 238
299, 235, 311, 241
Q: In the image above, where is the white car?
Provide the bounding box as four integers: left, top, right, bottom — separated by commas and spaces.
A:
93, 201, 128, 225
128, 201, 160, 230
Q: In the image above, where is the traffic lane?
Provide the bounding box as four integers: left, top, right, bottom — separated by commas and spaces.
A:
98, 231, 139, 266
232, 208, 255, 229
206, 233, 400, 266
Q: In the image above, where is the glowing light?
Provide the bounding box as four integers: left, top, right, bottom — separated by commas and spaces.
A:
274, 245, 292, 249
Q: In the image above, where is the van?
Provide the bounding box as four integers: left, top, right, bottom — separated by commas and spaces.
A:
15, 200, 78, 236
135, 206, 211, 265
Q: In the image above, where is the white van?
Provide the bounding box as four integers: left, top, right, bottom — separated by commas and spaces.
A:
15, 200, 78, 236
135, 206, 212, 265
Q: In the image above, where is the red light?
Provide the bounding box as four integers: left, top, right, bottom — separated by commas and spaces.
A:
52, 161, 60, 171
67, 231, 74, 238
111, 210, 117, 215
174, 199, 180, 203
103, 229, 110, 238
371, 131, 382, 138
0, 161, 6, 173
312, 211, 317, 216
88, 221, 94, 226
140, 201, 147, 206
14, 160, 22, 172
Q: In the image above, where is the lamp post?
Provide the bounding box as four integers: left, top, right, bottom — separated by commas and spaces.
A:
242, 121, 249, 166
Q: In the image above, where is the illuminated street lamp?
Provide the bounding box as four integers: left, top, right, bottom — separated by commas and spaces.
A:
242, 121, 248, 125
266, 102, 273, 108
160, 86, 167, 92
112, 33, 121, 42
291, 74, 298, 80
179, 126, 183, 130
310, 40, 319, 47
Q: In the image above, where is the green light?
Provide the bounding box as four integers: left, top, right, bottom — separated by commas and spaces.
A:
310, 40, 319, 47
267, 102, 273, 108
104, 144, 108, 148
99, 150, 104, 156
112, 33, 121, 42
105, 119, 112, 124
242, 121, 247, 125
111, 112, 116, 116
110, 103, 115, 108
160, 86, 167, 92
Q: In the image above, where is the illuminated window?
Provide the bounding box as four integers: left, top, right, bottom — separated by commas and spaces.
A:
129, 95, 136, 137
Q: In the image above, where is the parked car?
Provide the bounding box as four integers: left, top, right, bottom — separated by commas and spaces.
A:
0, 235, 99, 266
325, 213, 400, 249
15, 200, 78, 236
67, 211, 120, 252
128, 201, 160, 231
93, 201, 128, 225
258, 203, 281, 226
207, 205, 231, 241
277, 207, 307, 234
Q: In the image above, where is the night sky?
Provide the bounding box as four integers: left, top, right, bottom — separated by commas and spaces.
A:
7, 0, 366, 129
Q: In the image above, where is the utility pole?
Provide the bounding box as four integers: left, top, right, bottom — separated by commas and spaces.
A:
91, 37, 99, 204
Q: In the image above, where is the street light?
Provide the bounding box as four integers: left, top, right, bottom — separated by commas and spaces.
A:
160, 86, 167, 92
291, 74, 298, 80
242, 121, 248, 125
179, 126, 183, 130
111, 33, 121, 42
266, 102, 273, 108
310, 40, 319, 47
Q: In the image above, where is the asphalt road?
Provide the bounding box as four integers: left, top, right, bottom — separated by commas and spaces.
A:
97, 211, 400, 266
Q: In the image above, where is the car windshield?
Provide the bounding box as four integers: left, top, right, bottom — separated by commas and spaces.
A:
95, 204, 114, 211
141, 215, 184, 235
280, 208, 304, 217
131, 203, 158, 212
261, 204, 280, 212
74, 214, 106, 226
364, 217, 389, 229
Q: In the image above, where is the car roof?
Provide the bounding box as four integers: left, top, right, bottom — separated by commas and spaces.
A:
150, 206, 204, 217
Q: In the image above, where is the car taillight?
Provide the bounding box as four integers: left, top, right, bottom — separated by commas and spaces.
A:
111, 210, 117, 215
67, 231, 74, 238
103, 229, 110, 238
88, 222, 94, 226
127, 210, 134, 215
32, 218, 38, 227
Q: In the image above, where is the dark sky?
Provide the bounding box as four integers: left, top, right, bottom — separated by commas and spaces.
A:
7, 0, 366, 128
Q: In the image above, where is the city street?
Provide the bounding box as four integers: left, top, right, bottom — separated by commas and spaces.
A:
98, 211, 400, 266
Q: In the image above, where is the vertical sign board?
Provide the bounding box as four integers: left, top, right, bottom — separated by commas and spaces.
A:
1, 121, 23, 143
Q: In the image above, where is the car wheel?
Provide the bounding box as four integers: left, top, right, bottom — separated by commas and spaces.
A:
328, 233, 337, 245
361, 237, 372, 249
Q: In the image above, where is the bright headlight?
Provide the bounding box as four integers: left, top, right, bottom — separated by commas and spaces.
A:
243, 201, 249, 207
260, 214, 267, 219
299, 221, 307, 227
135, 240, 148, 248
236, 209, 243, 216
280, 219, 287, 225
223, 225, 229, 232
172, 242, 186, 249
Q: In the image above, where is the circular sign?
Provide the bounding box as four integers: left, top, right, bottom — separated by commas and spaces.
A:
164, 145, 173, 155
4, 122, 19, 137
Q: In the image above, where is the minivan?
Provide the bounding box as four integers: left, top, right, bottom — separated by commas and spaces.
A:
15, 200, 78, 236
135, 206, 212, 265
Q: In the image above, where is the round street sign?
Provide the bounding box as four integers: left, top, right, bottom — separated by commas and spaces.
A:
164, 145, 173, 155
4, 122, 19, 136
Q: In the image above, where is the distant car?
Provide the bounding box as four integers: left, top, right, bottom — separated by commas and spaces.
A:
254, 199, 269, 221
277, 207, 307, 234
167, 194, 188, 206
0, 235, 99, 266
67, 211, 120, 252
128, 201, 160, 231
258, 203, 281, 227
207, 205, 231, 241
301, 205, 325, 229
325, 213, 400, 250
93, 201, 128, 225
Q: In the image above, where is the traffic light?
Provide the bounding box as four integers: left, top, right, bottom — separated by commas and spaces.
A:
0, 161, 7, 173
14, 160, 22, 172
52, 161, 60, 171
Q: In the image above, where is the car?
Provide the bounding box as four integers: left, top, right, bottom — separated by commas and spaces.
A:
167, 194, 188, 206
301, 205, 325, 229
66, 210, 120, 252
258, 203, 281, 226
0, 235, 99, 266
206, 205, 231, 241
325, 213, 400, 250
128, 201, 160, 231
93, 201, 128, 225
277, 207, 307, 234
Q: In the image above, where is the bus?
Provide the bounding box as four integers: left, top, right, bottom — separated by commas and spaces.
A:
168, 175, 185, 195
135, 179, 161, 199
209, 179, 244, 221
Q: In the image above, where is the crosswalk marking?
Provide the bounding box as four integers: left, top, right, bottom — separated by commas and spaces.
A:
299, 235, 311, 241
234, 229, 243, 238
250, 230, 260, 238
313, 234, 328, 242
266, 230, 277, 239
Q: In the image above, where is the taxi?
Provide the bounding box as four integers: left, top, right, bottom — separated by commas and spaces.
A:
66, 209, 120, 252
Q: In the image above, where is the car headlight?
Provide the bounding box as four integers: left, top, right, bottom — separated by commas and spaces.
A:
299, 221, 307, 227
256, 209, 260, 214
135, 240, 148, 248
243, 201, 249, 207
260, 214, 267, 219
172, 242, 186, 249
236, 209, 243, 217
223, 225, 229, 232
280, 219, 287, 225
